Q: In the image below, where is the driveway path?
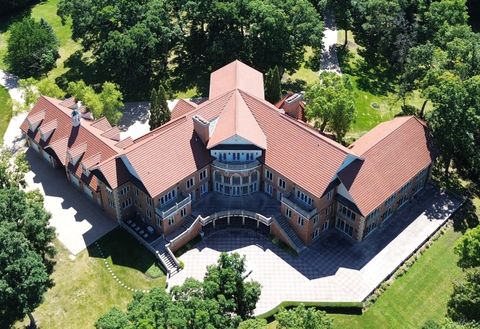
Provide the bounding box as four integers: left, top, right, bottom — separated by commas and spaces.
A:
168, 187, 462, 315
320, 10, 341, 73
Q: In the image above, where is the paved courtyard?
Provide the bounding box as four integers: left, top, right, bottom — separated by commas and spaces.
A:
24, 149, 117, 255
168, 187, 462, 315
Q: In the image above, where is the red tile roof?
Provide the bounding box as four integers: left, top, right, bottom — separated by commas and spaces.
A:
209, 60, 265, 100
338, 116, 435, 216
171, 99, 197, 120
21, 96, 129, 191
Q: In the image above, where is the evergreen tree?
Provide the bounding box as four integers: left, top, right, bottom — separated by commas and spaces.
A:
157, 85, 170, 126
149, 88, 160, 130
265, 66, 282, 104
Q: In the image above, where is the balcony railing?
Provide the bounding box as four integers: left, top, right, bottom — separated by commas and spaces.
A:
281, 193, 317, 219
212, 159, 261, 171
156, 194, 191, 219
198, 209, 273, 226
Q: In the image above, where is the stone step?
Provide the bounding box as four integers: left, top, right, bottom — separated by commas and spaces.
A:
275, 215, 305, 252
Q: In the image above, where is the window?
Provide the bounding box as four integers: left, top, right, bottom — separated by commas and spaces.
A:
135, 188, 139, 196
147, 197, 153, 207
326, 190, 333, 200
312, 228, 320, 240
340, 205, 356, 221
336, 218, 354, 237
147, 209, 152, 219
265, 169, 273, 181
365, 208, 380, 221
108, 200, 114, 208
180, 208, 186, 217
160, 189, 176, 205
298, 216, 304, 226
264, 183, 272, 196
121, 198, 132, 209
278, 178, 286, 190
322, 220, 329, 231
200, 169, 208, 180
232, 176, 241, 185
286, 208, 292, 218
186, 177, 195, 189
364, 220, 377, 237
296, 190, 313, 206
385, 194, 395, 207
312, 215, 319, 225
200, 182, 208, 195
119, 185, 130, 196
168, 217, 174, 226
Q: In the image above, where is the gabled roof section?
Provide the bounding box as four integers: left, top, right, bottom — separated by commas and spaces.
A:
171, 99, 198, 120
209, 60, 265, 99
338, 116, 435, 216
207, 90, 267, 149
38, 119, 57, 135
91, 117, 112, 132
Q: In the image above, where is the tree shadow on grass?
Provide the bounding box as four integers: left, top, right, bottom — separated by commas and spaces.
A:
281, 78, 307, 94
55, 50, 103, 91
87, 227, 165, 277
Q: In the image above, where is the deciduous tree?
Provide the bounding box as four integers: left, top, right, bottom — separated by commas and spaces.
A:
6, 17, 59, 78
447, 269, 480, 323
305, 72, 355, 142
0, 222, 52, 329
455, 225, 480, 268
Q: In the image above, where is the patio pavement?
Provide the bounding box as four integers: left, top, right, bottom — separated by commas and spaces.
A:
168, 187, 462, 315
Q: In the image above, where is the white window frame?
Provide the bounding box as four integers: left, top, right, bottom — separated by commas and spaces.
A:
278, 178, 286, 190
265, 169, 273, 181
186, 177, 195, 189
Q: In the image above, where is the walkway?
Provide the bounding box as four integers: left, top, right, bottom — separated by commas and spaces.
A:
320, 10, 341, 73
168, 187, 462, 315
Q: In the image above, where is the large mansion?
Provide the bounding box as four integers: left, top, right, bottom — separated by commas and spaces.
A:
21, 60, 434, 263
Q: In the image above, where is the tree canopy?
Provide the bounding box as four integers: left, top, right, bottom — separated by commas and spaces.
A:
447, 269, 480, 324
149, 84, 170, 130
265, 66, 282, 104
67, 80, 124, 125
305, 72, 355, 142
96, 252, 261, 329
455, 225, 480, 268
6, 17, 59, 78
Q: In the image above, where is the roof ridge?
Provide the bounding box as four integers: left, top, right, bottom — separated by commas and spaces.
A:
43, 96, 122, 153
238, 89, 352, 155
356, 116, 416, 156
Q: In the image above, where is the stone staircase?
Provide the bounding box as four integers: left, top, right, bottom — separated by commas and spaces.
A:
275, 215, 306, 253
158, 250, 180, 275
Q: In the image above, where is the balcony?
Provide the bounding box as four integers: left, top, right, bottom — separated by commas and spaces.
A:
281, 193, 317, 219
156, 193, 191, 219
212, 159, 261, 172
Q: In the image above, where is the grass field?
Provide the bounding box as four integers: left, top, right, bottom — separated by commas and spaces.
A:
0, 85, 13, 139
15, 228, 166, 329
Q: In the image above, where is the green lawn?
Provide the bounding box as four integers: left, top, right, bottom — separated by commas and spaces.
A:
331, 228, 463, 328
0, 85, 13, 139
0, 0, 81, 78
15, 228, 166, 329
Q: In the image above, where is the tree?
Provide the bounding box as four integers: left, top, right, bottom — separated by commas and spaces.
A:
58, 0, 180, 96
0, 147, 29, 189
455, 225, 480, 268
332, 0, 353, 46
305, 72, 355, 142
422, 318, 480, 329
447, 269, 480, 323
157, 85, 170, 126
203, 252, 262, 322
275, 304, 333, 329
265, 66, 281, 104
67, 80, 124, 125
97, 253, 261, 329
1, 0, 37, 17
0, 222, 52, 329
149, 88, 160, 130
18, 78, 66, 110
173, 0, 324, 94
6, 17, 59, 78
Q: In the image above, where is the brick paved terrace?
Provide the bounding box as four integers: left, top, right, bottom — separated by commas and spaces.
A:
168, 187, 462, 315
